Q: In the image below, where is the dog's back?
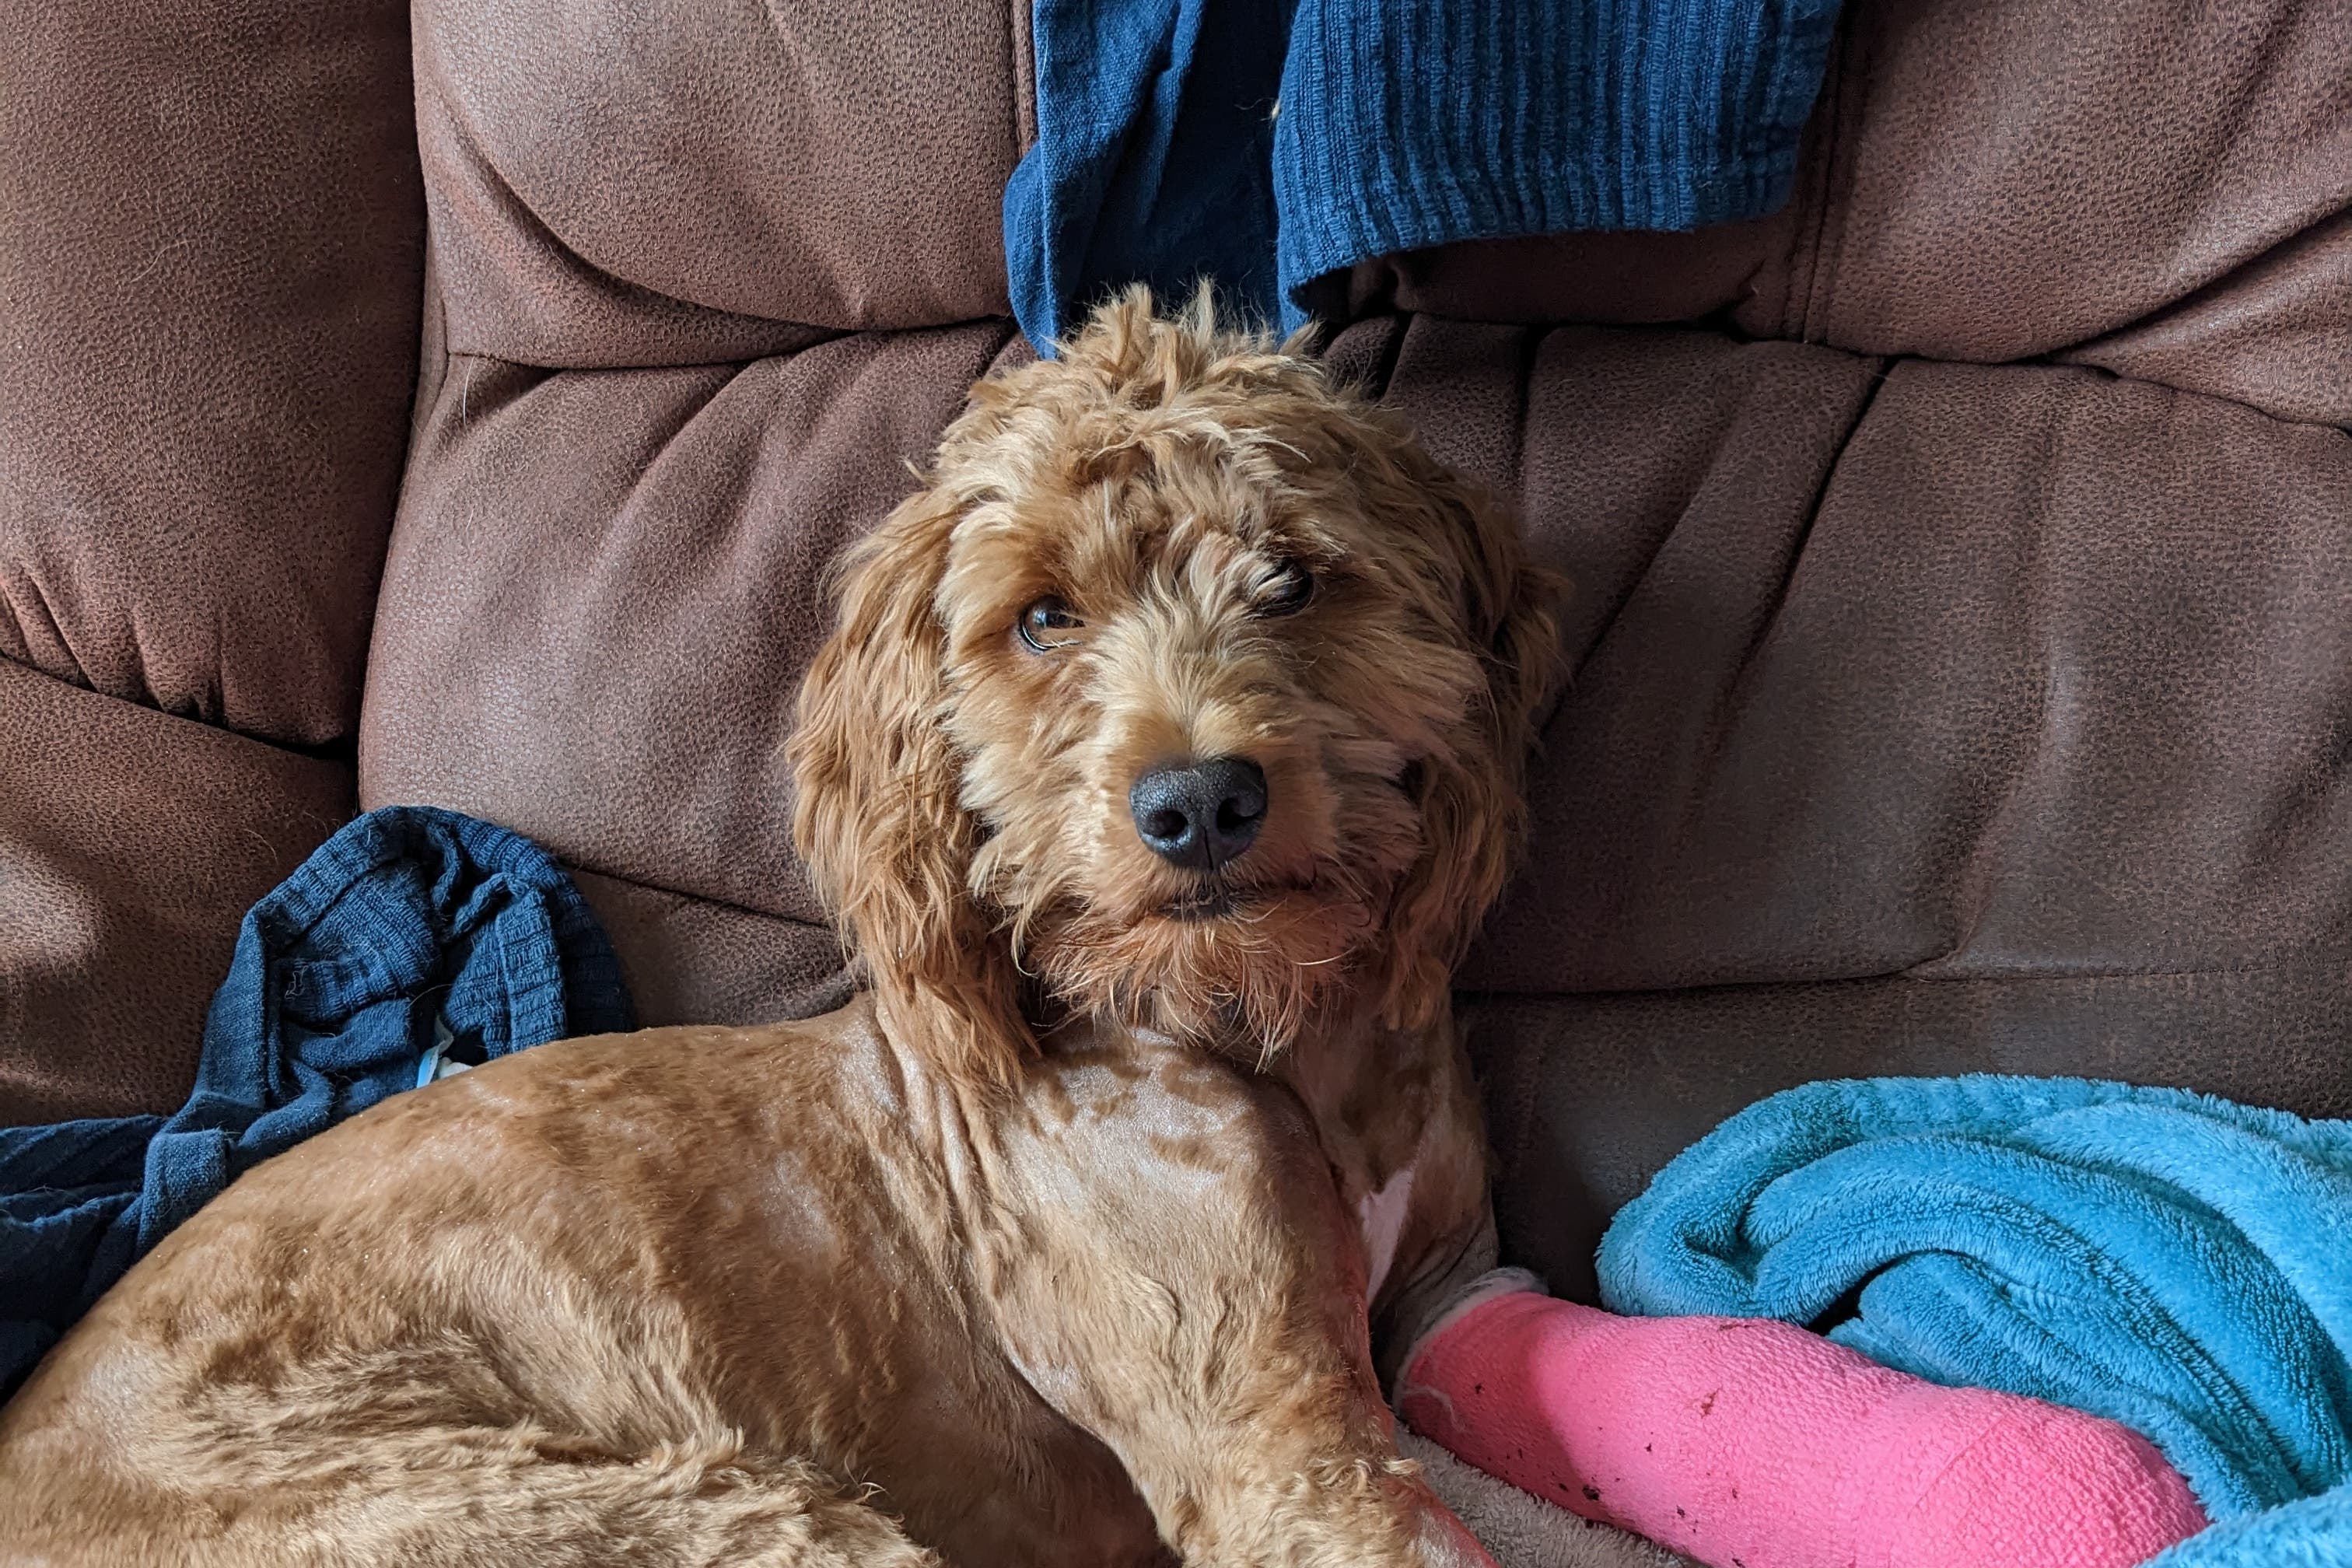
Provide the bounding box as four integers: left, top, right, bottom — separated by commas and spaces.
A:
0, 998, 1171, 1568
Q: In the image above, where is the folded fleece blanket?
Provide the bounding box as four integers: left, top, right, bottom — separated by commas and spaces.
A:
1004, 0, 1844, 346
0, 806, 632, 1399
1598, 1076, 2352, 1563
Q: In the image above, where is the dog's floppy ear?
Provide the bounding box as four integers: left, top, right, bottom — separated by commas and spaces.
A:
1376, 455, 1567, 1036
789, 482, 1033, 1089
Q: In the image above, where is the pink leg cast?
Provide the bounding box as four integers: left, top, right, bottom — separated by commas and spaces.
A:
1395, 1290, 2207, 1568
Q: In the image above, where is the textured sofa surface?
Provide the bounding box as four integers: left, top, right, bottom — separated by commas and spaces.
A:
3, 0, 2347, 1300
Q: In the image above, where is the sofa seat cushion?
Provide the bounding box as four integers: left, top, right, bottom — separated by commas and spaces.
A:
1325, 313, 2352, 1297
359, 324, 1024, 1024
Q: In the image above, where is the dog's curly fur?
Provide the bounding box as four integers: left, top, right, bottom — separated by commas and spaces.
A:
795, 287, 1560, 1084
0, 291, 1562, 1568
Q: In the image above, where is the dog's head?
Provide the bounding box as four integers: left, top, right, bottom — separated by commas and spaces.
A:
790, 289, 1563, 1086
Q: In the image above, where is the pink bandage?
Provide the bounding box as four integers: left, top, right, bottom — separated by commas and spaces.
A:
1397, 1290, 2207, 1568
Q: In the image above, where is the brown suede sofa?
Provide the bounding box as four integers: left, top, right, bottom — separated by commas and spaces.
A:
2, 0, 2347, 1307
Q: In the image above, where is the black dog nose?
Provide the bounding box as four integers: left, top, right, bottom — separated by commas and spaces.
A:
1129, 757, 1268, 871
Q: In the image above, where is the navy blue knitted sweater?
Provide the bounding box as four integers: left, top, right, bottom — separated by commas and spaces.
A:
1004, 0, 1843, 347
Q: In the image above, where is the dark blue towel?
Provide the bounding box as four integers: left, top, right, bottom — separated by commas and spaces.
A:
1005, 0, 1844, 348
1597, 1076, 2352, 1563
0, 806, 632, 1399
1006, 0, 1293, 349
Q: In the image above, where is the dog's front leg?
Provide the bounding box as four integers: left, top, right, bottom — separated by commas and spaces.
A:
975, 1038, 1495, 1568
1281, 1010, 1507, 1395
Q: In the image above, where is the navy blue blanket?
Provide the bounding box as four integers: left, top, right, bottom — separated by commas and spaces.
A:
1005, 0, 1844, 346
1598, 1076, 2352, 1564
0, 807, 632, 1398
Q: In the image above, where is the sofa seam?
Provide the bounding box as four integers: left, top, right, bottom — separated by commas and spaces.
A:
1798, 5, 1874, 344
1460, 949, 2352, 1005
1010, 0, 1037, 156
562, 860, 836, 934
0, 652, 359, 783
1661, 352, 1889, 851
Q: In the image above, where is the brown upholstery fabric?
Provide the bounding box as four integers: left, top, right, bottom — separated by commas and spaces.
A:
371, 0, 1030, 1023
0, 660, 352, 1124
359, 324, 1019, 1006
1766, 0, 2352, 394
0, 0, 423, 747
1486, 345, 2352, 993
2062, 218, 2352, 430
1328, 310, 2352, 1295
373, 0, 1033, 1028
1319, 0, 2351, 430
414, 0, 1021, 356
571, 870, 851, 1031
1, 0, 1032, 1115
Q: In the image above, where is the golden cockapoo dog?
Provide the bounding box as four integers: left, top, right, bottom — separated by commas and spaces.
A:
0, 291, 1563, 1568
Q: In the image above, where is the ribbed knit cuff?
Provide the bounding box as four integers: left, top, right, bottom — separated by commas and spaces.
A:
1272, 0, 1843, 325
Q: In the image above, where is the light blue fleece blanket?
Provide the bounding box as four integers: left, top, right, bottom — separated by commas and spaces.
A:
1597, 1076, 2352, 1565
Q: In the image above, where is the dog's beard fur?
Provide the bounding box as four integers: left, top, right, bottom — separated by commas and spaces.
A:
963, 642, 1426, 1062
790, 286, 1565, 1085
1029, 894, 1381, 1066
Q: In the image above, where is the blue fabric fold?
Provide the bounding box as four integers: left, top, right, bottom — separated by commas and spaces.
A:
1596, 1075, 2352, 1561
1006, 0, 1293, 348
1272, 0, 1842, 328
1006, 0, 1844, 348
0, 806, 632, 1399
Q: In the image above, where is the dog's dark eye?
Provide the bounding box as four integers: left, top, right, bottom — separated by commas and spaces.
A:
1258, 559, 1315, 618
1017, 596, 1084, 653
